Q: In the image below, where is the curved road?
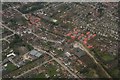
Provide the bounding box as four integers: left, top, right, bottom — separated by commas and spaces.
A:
76, 41, 111, 78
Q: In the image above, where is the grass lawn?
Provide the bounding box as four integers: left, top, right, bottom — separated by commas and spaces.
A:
34, 73, 45, 78
109, 68, 119, 78
94, 49, 115, 62
5, 62, 17, 72
101, 54, 115, 62
48, 65, 57, 77
34, 65, 57, 78
54, 48, 64, 56
85, 69, 98, 78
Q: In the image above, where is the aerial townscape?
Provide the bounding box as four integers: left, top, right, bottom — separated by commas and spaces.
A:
0, 2, 119, 79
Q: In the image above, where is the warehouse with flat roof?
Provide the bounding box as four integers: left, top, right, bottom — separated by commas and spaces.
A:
29, 49, 43, 58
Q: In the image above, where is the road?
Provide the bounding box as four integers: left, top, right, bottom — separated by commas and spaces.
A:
31, 32, 61, 44
12, 8, 28, 20
12, 7, 62, 44
0, 33, 12, 53
76, 41, 111, 78
33, 46, 78, 78
14, 59, 53, 78
0, 33, 15, 42
2, 25, 15, 33
2, 24, 78, 78
2, 23, 61, 44
8, 57, 20, 68
3, 7, 110, 78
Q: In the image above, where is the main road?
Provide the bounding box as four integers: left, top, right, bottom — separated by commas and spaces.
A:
3, 7, 110, 78
12, 7, 62, 44
2, 24, 78, 78
32, 45, 79, 78
2, 24, 61, 44
75, 41, 111, 78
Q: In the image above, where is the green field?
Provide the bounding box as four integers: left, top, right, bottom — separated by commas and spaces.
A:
93, 49, 115, 62
85, 68, 98, 78
101, 54, 115, 62
34, 73, 45, 78
109, 68, 119, 78
44, 64, 58, 77
5, 62, 17, 72
34, 64, 58, 78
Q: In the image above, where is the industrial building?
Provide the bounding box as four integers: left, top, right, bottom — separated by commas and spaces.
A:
29, 49, 43, 58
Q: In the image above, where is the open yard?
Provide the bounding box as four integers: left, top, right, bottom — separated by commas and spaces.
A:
4, 62, 17, 73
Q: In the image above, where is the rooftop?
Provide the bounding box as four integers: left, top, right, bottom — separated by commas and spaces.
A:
73, 48, 86, 58
29, 50, 43, 57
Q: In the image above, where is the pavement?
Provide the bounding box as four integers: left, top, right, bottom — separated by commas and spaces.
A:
75, 41, 111, 78
2, 24, 79, 78
33, 46, 79, 78
2, 7, 111, 78
14, 59, 53, 78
